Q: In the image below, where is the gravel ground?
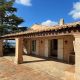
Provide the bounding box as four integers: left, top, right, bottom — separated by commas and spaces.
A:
0, 57, 61, 80
22, 55, 74, 80
3, 55, 74, 80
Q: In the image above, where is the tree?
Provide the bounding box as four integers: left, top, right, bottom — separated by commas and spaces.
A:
0, 0, 24, 35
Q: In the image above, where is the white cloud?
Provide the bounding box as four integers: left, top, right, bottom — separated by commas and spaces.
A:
15, 0, 32, 6
41, 20, 58, 26
18, 25, 23, 27
69, 2, 80, 19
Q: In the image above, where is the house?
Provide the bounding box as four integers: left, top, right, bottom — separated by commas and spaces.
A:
0, 19, 80, 80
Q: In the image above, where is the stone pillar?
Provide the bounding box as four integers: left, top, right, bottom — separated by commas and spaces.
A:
14, 38, 23, 64
44, 39, 49, 57
74, 35, 80, 80
58, 39, 63, 60
0, 40, 3, 57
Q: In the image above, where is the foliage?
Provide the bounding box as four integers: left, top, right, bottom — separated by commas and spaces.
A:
0, 0, 24, 35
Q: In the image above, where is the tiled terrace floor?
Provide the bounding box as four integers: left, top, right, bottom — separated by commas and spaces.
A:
3, 54, 75, 80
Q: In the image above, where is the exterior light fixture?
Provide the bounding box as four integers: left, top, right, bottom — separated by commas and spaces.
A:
65, 40, 68, 44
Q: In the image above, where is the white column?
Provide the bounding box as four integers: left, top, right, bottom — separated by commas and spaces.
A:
0, 40, 3, 57
74, 36, 80, 80
36, 40, 39, 55
58, 39, 63, 60
14, 38, 23, 64
44, 39, 49, 57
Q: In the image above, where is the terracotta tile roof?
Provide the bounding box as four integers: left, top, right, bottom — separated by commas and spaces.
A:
1, 21, 80, 38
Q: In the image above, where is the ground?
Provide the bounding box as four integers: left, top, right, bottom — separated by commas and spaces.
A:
0, 57, 56, 80
0, 55, 74, 80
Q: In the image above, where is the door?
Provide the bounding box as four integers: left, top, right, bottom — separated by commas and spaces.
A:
50, 39, 58, 57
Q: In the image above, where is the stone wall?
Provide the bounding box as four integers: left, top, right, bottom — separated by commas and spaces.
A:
0, 40, 3, 57
38, 39, 45, 57
63, 36, 74, 62
58, 39, 64, 60
74, 35, 80, 80
23, 35, 74, 63
14, 38, 23, 64
23, 39, 31, 54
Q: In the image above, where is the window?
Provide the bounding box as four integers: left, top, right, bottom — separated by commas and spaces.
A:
32, 40, 36, 52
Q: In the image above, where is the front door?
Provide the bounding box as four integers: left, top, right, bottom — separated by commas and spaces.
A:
50, 39, 58, 58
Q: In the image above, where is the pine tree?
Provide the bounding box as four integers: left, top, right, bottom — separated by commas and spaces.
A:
0, 0, 24, 35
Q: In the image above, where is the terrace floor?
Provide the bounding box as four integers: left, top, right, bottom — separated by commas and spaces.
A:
3, 54, 75, 80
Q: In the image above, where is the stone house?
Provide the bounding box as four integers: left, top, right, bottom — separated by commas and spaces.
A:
0, 19, 80, 80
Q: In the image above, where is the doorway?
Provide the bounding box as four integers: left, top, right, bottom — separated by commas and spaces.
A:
50, 39, 58, 58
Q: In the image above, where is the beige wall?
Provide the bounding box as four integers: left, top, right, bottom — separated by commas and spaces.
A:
23, 39, 31, 54
0, 40, 3, 57
24, 35, 74, 62
23, 38, 46, 57
73, 35, 80, 80
14, 38, 23, 64
38, 39, 45, 57
44, 39, 49, 57
63, 36, 74, 62
58, 39, 63, 60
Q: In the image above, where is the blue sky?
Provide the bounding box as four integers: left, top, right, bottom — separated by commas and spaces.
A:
14, 0, 80, 27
